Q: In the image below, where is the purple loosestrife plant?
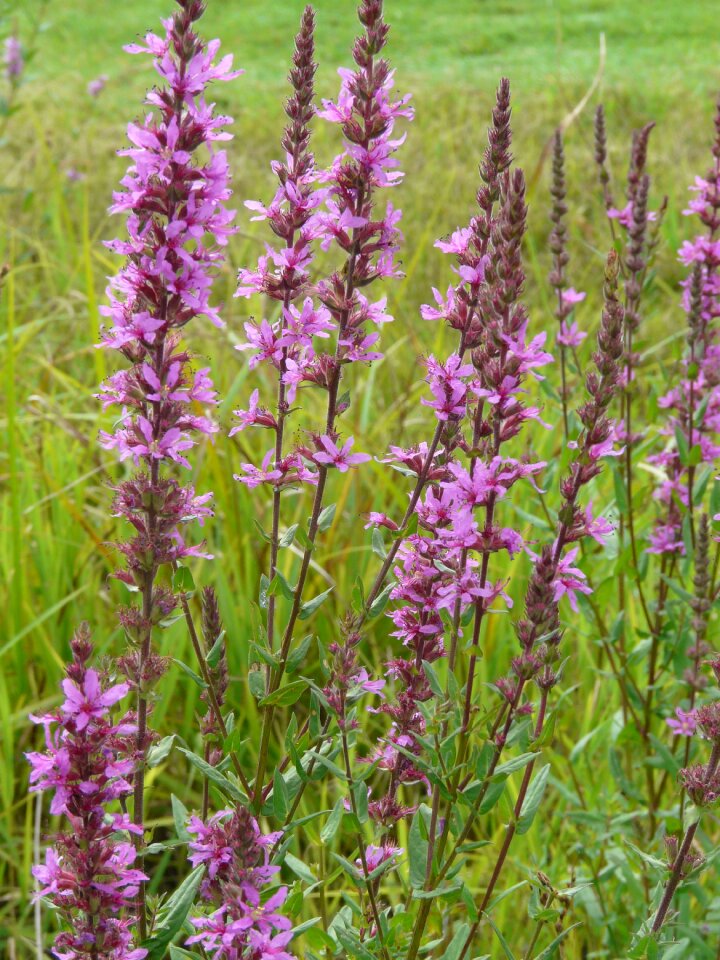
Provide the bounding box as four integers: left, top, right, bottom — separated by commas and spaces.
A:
97, 0, 239, 932
453, 250, 625, 960
185, 806, 295, 959
648, 516, 718, 937
27, 3, 720, 956
648, 97, 720, 558
549, 128, 586, 437
233, 0, 412, 811
27, 625, 147, 960
4, 33, 22, 83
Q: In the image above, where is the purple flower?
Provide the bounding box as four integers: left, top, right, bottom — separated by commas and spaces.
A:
87, 74, 108, 97
648, 133, 720, 555
60, 669, 128, 732
99, 4, 238, 707
557, 320, 587, 348
560, 287, 586, 306
552, 548, 592, 611
667, 707, 698, 737
313, 435, 371, 472
608, 201, 658, 228
187, 806, 293, 958
4, 35, 22, 81
358, 842, 403, 874
27, 627, 146, 960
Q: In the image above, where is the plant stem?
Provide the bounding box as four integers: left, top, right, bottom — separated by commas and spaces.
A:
651, 744, 720, 932
178, 586, 252, 796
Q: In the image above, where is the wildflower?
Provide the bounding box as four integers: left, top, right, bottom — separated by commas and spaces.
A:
666, 707, 698, 737
187, 805, 293, 957
98, 3, 239, 924
358, 843, 403, 874
648, 104, 720, 553
4, 34, 22, 81
551, 548, 592, 611
88, 74, 108, 97
557, 320, 587, 348
313, 434, 371, 471
27, 626, 146, 960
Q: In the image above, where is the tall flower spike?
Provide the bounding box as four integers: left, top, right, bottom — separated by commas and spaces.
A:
237, 0, 412, 810
233, 7, 321, 653
454, 254, 626, 952
653, 600, 720, 932
370, 88, 554, 826
27, 625, 147, 960
649, 94, 720, 556
98, 0, 240, 932
549, 128, 586, 436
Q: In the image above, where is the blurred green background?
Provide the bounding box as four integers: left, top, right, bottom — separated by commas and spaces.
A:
2, 0, 719, 955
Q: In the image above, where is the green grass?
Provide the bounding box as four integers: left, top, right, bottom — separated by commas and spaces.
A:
1, 0, 720, 957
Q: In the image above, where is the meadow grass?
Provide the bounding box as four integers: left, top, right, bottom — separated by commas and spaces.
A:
2, 0, 720, 956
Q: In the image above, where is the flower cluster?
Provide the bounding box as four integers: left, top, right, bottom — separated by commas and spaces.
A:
98, 0, 238, 679
499, 252, 624, 703
367, 82, 558, 823
27, 625, 146, 960
233, 0, 411, 491
186, 805, 294, 959
4, 33, 22, 82
649, 101, 720, 555
323, 620, 386, 732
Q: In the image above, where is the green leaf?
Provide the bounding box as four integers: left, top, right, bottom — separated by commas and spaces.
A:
171, 794, 191, 842
532, 922, 582, 959
172, 565, 196, 596
253, 519, 272, 543
479, 779, 506, 814
267, 571, 296, 601
259, 573, 270, 609
367, 582, 393, 619
273, 768, 289, 820
178, 747, 246, 803
169, 947, 201, 959
412, 882, 462, 899
172, 658, 207, 690
142, 866, 205, 959
321, 797, 344, 844
371, 527, 387, 559
248, 669, 266, 699
147, 735, 176, 768
259, 679, 307, 708
353, 780, 369, 824
422, 660, 444, 698
624, 840, 666, 871
286, 634, 313, 674
517, 763, 550, 835
283, 851, 317, 884
674, 424, 690, 466
408, 808, 429, 889
318, 503, 336, 532
279, 524, 299, 547
299, 587, 333, 620
491, 752, 538, 781
206, 630, 226, 669
610, 461, 628, 513
485, 912, 518, 960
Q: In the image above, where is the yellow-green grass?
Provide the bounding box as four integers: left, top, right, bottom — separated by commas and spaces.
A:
1, 0, 720, 956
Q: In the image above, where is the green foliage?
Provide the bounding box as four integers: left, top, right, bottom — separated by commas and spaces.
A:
4, 1, 720, 958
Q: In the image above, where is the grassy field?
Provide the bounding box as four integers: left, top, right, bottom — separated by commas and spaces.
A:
2, 0, 720, 956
